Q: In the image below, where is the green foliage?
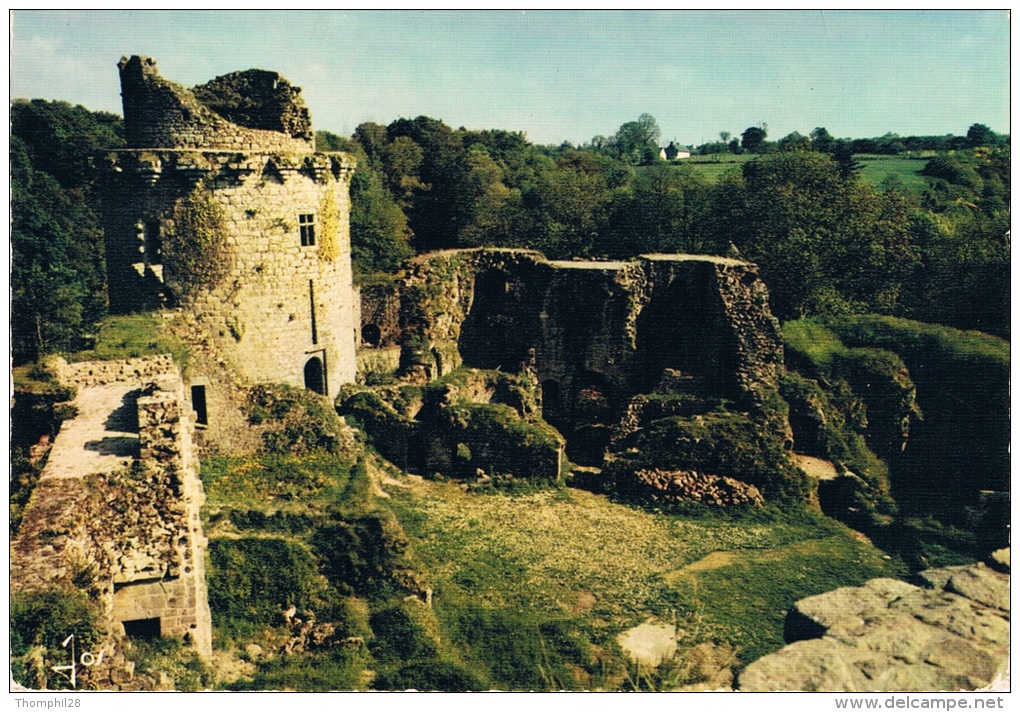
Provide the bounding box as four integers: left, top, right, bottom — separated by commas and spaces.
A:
10, 589, 105, 690
374, 661, 487, 691
11, 127, 110, 363
437, 403, 564, 482
124, 637, 214, 692
228, 648, 369, 691
245, 384, 353, 455
207, 537, 335, 633
162, 184, 230, 297
664, 533, 903, 666
349, 165, 414, 277
437, 602, 596, 690
390, 479, 903, 686
311, 512, 415, 597
612, 412, 806, 501
370, 599, 442, 664
201, 453, 354, 508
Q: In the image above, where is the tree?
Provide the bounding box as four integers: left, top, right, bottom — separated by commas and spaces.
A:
966, 123, 993, 148
612, 113, 662, 165
741, 125, 768, 153
719, 131, 731, 143
810, 127, 834, 153
10, 101, 123, 363
778, 131, 810, 152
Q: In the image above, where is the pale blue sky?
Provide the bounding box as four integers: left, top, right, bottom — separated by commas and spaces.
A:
9, 10, 1010, 146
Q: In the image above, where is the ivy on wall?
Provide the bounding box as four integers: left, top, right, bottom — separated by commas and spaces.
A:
163, 184, 230, 297
318, 189, 341, 263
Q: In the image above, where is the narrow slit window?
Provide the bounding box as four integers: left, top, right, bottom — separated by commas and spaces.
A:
309, 280, 318, 345
299, 213, 316, 246
145, 220, 162, 265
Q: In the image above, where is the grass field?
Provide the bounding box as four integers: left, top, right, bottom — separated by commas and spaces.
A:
675, 152, 933, 193
388, 479, 904, 669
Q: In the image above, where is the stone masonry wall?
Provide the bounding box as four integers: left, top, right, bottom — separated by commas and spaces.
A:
103, 56, 358, 401
11, 359, 212, 664
118, 56, 313, 153
397, 249, 786, 420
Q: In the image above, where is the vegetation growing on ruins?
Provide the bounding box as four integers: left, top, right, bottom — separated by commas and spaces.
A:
162, 184, 231, 297
316, 189, 342, 262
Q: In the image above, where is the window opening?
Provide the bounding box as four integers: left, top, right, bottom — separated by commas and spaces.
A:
191, 385, 208, 426
145, 220, 162, 264
299, 213, 316, 246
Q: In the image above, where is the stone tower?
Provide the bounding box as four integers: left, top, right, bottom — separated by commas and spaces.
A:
102, 56, 357, 400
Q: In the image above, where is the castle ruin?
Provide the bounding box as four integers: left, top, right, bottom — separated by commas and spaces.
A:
101, 56, 358, 405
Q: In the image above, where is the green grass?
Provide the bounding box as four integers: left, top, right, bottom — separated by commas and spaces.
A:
678, 153, 934, 194
782, 319, 849, 371
388, 480, 903, 676
201, 453, 360, 518
855, 154, 932, 192
67, 312, 190, 369
679, 154, 755, 182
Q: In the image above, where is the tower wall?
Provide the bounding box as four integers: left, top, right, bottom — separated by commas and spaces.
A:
103, 56, 358, 399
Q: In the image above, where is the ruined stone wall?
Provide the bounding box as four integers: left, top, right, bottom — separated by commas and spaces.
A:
58, 354, 177, 388
359, 283, 403, 347
11, 360, 212, 662
397, 250, 785, 423
103, 57, 359, 401
118, 56, 313, 153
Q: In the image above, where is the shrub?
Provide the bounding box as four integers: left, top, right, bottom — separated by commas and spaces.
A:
11, 589, 104, 690
207, 537, 334, 631
245, 384, 356, 455
370, 599, 442, 664
311, 512, 416, 597
374, 661, 487, 691
612, 412, 806, 501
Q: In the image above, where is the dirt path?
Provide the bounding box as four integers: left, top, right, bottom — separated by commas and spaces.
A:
42, 384, 140, 480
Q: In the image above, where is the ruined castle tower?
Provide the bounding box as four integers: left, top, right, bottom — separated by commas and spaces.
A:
102, 56, 357, 400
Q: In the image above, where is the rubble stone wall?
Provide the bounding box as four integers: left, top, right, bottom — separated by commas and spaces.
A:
11, 360, 212, 659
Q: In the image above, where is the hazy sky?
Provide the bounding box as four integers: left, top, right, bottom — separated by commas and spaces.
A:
10, 10, 1010, 146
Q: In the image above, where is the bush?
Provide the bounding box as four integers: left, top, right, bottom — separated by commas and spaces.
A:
612, 412, 806, 501
207, 537, 334, 631
370, 600, 442, 664
245, 384, 356, 456
374, 661, 487, 691
311, 512, 416, 597
11, 589, 105, 690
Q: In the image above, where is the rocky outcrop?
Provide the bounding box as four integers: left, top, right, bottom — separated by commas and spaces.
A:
739, 559, 1010, 691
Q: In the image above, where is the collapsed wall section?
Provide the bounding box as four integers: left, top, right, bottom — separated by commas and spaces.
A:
11, 358, 212, 670
118, 55, 313, 153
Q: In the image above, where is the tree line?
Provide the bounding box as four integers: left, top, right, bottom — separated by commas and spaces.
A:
10, 101, 1010, 365
692, 122, 1008, 157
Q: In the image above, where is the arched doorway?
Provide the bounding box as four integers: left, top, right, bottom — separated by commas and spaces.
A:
361, 323, 381, 347
304, 356, 326, 395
